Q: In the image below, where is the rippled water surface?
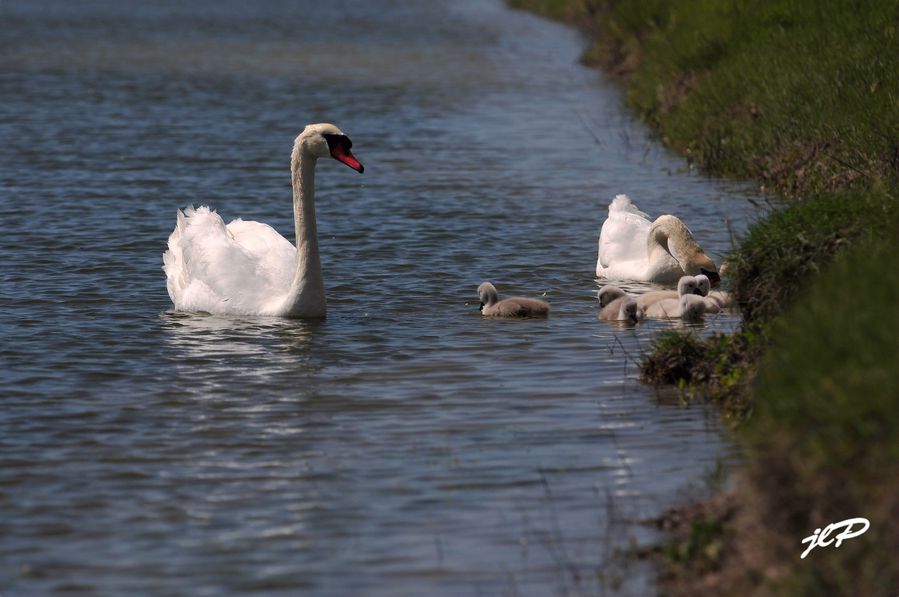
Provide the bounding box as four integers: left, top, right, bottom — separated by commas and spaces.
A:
1, 1, 760, 595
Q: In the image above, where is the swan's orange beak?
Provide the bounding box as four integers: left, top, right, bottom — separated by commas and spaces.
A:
324, 134, 364, 173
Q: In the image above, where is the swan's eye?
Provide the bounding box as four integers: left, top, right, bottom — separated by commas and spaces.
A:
323, 133, 351, 151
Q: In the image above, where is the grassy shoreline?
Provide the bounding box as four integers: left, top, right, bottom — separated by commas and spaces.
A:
512, 0, 899, 594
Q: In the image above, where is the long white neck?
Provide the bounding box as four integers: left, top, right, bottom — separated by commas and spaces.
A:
651, 216, 703, 267
283, 142, 326, 318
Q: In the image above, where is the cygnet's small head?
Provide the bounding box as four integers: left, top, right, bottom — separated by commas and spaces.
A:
679, 294, 707, 322
297, 123, 364, 173
677, 276, 701, 297
598, 285, 626, 308
477, 281, 499, 311
694, 274, 711, 297
620, 297, 640, 323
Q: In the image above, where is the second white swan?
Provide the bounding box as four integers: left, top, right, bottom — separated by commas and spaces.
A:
595, 195, 719, 286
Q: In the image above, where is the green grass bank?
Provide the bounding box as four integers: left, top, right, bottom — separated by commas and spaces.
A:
511, 0, 899, 594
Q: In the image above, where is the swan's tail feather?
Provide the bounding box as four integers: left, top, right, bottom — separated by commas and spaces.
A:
163, 207, 193, 305
607, 195, 652, 229
608, 194, 650, 219
163, 205, 225, 308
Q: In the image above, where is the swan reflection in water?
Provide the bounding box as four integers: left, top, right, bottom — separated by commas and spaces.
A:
160, 311, 325, 395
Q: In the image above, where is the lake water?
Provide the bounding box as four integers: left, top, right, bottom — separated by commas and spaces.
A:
0, 1, 760, 595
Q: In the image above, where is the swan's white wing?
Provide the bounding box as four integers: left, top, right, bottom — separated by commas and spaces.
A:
596, 194, 652, 278
163, 206, 295, 315
226, 218, 296, 293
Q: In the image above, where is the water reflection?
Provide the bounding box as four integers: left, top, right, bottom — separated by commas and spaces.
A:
161, 310, 320, 355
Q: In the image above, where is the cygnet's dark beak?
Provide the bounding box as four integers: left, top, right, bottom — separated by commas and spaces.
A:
323, 133, 364, 173
478, 302, 485, 312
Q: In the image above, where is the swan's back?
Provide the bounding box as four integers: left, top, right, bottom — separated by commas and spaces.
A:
163, 206, 296, 316
596, 194, 652, 277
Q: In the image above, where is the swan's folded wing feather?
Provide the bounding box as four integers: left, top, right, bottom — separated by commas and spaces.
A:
226, 219, 296, 293
164, 207, 294, 314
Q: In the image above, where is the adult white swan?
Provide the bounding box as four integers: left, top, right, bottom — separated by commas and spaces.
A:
595, 195, 720, 286
162, 123, 364, 318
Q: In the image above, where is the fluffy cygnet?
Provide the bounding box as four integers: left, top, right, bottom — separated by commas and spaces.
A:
644, 293, 707, 322
694, 274, 734, 311
598, 284, 627, 308
598, 295, 640, 323
635, 275, 702, 310
477, 282, 550, 318
694, 274, 712, 297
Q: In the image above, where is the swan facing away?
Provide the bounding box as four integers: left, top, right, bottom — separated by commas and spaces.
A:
477, 282, 550, 318
596, 195, 720, 286
163, 124, 363, 318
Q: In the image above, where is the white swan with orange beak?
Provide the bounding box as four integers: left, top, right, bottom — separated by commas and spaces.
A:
163, 123, 363, 318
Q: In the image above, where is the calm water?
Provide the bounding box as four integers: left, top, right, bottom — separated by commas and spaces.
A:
1, 1, 760, 595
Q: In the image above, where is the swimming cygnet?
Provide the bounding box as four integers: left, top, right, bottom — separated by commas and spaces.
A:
694, 274, 734, 311
598, 284, 627, 308
644, 293, 707, 322
598, 295, 641, 323
477, 282, 550, 318
635, 275, 702, 310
